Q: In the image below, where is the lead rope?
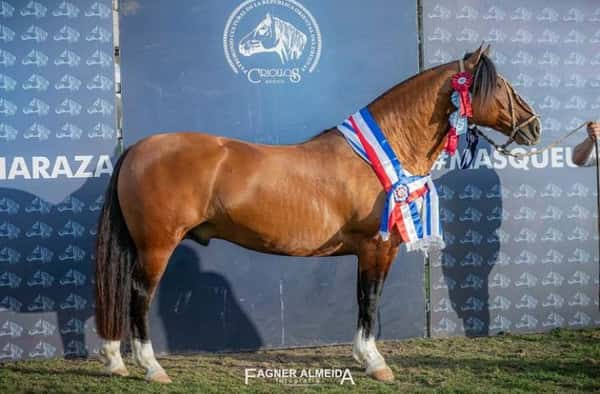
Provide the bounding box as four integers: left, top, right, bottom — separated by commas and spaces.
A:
476, 121, 589, 159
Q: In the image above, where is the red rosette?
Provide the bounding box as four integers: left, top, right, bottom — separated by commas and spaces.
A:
452, 72, 473, 118
444, 127, 458, 156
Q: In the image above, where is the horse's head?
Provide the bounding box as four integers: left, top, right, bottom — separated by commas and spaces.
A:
460, 44, 541, 147
239, 13, 277, 57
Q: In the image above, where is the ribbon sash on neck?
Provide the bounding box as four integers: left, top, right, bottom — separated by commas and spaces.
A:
337, 108, 443, 252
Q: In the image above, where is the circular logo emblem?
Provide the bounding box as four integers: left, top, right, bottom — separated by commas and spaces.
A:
223, 0, 322, 84
393, 184, 410, 203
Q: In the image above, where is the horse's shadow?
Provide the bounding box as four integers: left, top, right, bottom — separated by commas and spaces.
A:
0, 173, 109, 360
153, 242, 263, 353
434, 151, 502, 337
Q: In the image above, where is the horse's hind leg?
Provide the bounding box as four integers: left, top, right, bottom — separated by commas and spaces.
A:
130, 247, 174, 383
352, 239, 397, 382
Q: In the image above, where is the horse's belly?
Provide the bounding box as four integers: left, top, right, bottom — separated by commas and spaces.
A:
217, 201, 347, 256
213, 177, 349, 256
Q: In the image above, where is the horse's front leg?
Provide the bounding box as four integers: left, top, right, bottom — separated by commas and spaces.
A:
353, 239, 397, 382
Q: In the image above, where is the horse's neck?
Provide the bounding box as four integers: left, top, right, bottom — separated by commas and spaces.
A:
368, 66, 456, 175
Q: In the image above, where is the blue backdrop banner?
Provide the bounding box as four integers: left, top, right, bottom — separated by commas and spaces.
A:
423, 0, 600, 337
0, 0, 117, 360
119, 0, 424, 352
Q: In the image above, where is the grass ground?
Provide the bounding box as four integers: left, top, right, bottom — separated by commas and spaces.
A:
1, 328, 599, 393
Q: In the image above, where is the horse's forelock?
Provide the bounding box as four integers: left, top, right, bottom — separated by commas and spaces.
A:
463, 52, 498, 112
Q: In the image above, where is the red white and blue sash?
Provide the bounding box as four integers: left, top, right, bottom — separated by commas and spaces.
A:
337, 107, 444, 253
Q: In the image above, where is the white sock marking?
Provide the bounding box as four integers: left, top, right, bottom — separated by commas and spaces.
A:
352, 327, 387, 373
99, 340, 126, 373
132, 338, 164, 378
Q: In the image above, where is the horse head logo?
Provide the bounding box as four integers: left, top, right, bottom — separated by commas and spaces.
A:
60, 269, 86, 286
22, 98, 50, 116
0, 321, 23, 338
516, 294, 538, 309
65, 340, 87, 357
486, 29, 507, 43
461, 296, 484, 312
0, 197, 19, 215
29, 341, 56, 358
543, 293, 564, 308
22, 74, 49, 91
0, 73, 16, 90
239, 13, 307, 65
541, 249, 563, 265
61, 293, 87, 310
0, 49, 16, 66
57, 196, 85, 213
85, 2, 111, 18
0, 247, 20, 264
0, 272, 21, 288
490, 315, 511, 331
85, 26, 111, 43
0, 342, 24, 360
0, 1, 14, 17
26, 221, 53, 239
55, 98, 82, 116
89, 123, 115, 140
516, 314, 537, 329
87, 98, 113, 115
55, 49, 80, 67
26, 245, 54, 263
57, 122, 83, 139
87, 49, 111, 67
27, 270, 54, 288
54, 25, 80, 43
29, 319, 56, 336
0, 296, 22, 312
568, 292, 590, 307
53, 1, 80, 18
28, 295, 55, 312
465, 316, 485, 333
0, 98, 17, 116
568, 248, 590, 264
58, 220, 85, 238
433, 317, 457, 334
61, 318, 86, 335
59, 245, 86, 262
489, 296, 511, 310
0, 221, 20, 239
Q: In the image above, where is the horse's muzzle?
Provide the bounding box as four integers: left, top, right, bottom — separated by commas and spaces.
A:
516, 119, 542, 146
239, 40, 263, 57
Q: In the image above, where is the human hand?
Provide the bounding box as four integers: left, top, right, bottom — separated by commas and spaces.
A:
587, 122, 600, 141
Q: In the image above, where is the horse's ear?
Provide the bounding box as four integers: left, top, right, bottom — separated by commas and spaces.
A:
483, 43, 491, 57
464, 42, 486, 69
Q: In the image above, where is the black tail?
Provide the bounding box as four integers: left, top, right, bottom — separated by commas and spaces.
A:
95, 148, 136, 340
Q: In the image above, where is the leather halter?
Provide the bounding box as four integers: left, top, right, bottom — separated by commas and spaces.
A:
462, 59, 540, 151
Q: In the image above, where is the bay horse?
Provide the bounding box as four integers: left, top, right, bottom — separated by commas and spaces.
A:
95, 45, 541, 383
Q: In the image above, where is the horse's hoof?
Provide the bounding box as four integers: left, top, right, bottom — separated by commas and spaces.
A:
107, 367, 129, 377
146, 370, 172, 384
369, 366, 394, 382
